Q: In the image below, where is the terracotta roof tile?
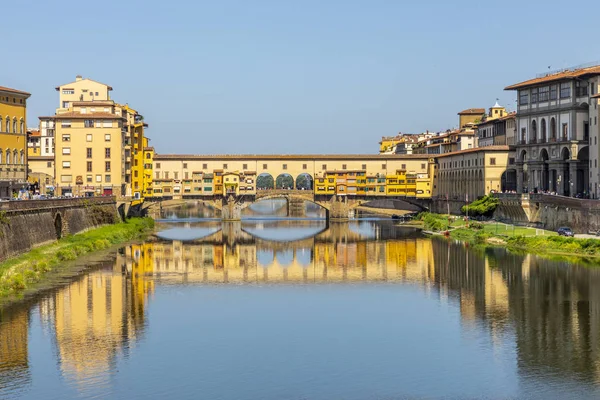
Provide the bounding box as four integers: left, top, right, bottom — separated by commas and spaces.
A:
505, 65, 600, 90
38, 112, 125, 120
458, 108, 485, 115
0, 86, 31, 96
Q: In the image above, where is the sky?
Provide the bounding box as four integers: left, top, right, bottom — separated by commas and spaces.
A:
2, 0, 599, 155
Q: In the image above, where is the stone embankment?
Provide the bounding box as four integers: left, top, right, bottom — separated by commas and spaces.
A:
0, 197, 118, 262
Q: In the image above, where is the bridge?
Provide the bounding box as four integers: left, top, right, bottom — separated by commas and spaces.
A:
150, 189, 429, 220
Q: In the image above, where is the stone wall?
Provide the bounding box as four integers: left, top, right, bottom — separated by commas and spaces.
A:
0, 197, 118, 262
492, 194, 600, 233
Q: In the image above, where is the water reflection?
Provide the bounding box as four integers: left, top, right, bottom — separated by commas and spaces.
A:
4, 219, 600, 398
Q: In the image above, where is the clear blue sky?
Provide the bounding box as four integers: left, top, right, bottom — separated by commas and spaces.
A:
3, 0, 599, 154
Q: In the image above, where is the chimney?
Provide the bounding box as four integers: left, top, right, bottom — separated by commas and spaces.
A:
76, 75, 83, 81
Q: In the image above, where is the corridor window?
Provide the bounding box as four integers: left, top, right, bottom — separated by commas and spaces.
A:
530, 87, 538, 103
519, 92, 529, 105
550, 85, 558, 100
539, 86, 549, 102
223, 163, 228, 169
490, 158, 496, 165
243, 163, 248, 170
203, 163, 208, 169
560, 83, 571, 99
322, 164, 327, 170
283, 164, 287, 170
303, 164, 308, 170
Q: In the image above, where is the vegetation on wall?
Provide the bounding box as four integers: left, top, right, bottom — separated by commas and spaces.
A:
461, 195, 499, 217
0, 218, 154, 300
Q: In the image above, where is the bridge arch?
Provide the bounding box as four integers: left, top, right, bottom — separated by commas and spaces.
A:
295, 173, 313, 190
275, 173, 294, 190
256, 173, 274, 190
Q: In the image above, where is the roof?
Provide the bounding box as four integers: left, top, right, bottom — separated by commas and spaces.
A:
144, 147, 155, 151
28, 130, 41, 137
0, 86, 31, 97
28, 156, 54, 161
38, 112, 125, 120
154, 154, 433, 161
436, 145, 511, 158
55, 77, 113, 91
505, 65, 600, 90
591, 94, 600, 99
72, 100, 114, 106
458, 108, 485, 115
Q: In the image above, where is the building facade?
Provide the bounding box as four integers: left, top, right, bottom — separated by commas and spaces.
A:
47, 76, 150, 198
0, 86, 31, 198
27, 156, 55, 195
505, 64, 600, 196
435, 146, 515, 200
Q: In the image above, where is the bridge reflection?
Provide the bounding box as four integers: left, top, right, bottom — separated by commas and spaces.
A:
6, 225, 600, 394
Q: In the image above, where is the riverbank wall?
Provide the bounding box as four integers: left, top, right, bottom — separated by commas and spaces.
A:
0, 197, 118, 262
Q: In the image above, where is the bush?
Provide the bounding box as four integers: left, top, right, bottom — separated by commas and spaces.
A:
461, 195, 499, 217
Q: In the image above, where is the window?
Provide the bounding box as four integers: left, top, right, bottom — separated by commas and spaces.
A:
62, 161, 71, 169
322, 164, 327, 170
155, 172, 160, 179
381, 164, 386, 170
80, 107, 87, 114
60, 175, 72, 183
303, 164, 308, 170
86, 175, 93, 183
95, 92, 99, 96
47, 161, 52, 168
62, 89, 74, 95
156, 163, 161, 169
401, 164, 406, 170
105, 161, 111, 172
539, 86, 549, 102
182, 163, 188, 169
105, 175, 111, 183
530, 87, 538, 103
421, 163, 426, 169
223, 163, 228, 169
203, 163, 208, 169
184, 172, 189, 179
576, 81, 588, 97
62, 147, 71, 155
105, 134, 111, 141
105, 148, 111, 158
62, 101, 69, 108
61, 120, 71, 128
550, 85, 558, 100
243, 163, 248, 170
174, 172, 179, 180
283, 164, 287, 170
102, 120, 113, 128
362, 164, 366, 170
62, 134, 70, 142
562, 123, 568, 140
490, 158, 496, 165
84, 119, 94, 128
87, 161, 92, 172
96, 175, 102, 183
560, 82, 571, 99
519, 92, 529, 105
86, 134, 93, 142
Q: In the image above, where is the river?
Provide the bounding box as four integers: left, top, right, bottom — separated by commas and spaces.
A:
1, 203, 600, 399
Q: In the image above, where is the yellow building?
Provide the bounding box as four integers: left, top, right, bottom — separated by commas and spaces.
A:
223, 171, 240, 196
49, 76, 149, 198
143, 144, 154, 198
27, 156, 55, 196
0, 85, 30, 198
458, 107, 486, 128
27, 129, 41, 156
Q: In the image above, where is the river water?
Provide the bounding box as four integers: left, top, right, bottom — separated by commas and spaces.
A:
2, 203, 600, 399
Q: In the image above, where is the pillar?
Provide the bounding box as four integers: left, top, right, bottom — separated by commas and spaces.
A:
516, 164, 524, 194
569, 161, 578, 197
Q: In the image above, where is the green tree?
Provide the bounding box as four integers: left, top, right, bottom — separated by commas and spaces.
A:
276, 174, 294, 189
296, 174, 313, 190
256, 174, 274, 189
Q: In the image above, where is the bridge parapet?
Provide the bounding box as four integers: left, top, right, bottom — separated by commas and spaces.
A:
0, 196, 116, 212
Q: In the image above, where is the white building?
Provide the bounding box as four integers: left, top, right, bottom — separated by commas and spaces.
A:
39, 117, 55, 157
505, 63, 600, 196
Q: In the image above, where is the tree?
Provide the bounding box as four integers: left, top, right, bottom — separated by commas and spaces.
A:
276, 174, 294, 189
296, 174, 313, 190
256, 174, 274, 189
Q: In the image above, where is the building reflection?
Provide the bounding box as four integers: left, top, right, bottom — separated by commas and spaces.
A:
38, 259, 149, 391
0, 307, 30, 393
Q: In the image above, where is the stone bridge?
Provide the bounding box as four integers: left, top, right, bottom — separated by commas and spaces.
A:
149, 190, 429, 221
0, 197, 118, 262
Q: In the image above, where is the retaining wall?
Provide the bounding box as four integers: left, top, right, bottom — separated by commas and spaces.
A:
0, 197, 118, 262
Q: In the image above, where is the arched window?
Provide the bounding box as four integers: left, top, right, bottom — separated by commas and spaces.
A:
6, 150, 11, 165
550, 117, 556, 140
19, 119, 23, 134
530, 120, 537, 142
20, 151, 24, 165
5, 117, 10, 133
0, 116, 2, 132
12, 119, 16, 134
0, 149, 3, 164
541, 119, 547, 142
13, 150, 18, 165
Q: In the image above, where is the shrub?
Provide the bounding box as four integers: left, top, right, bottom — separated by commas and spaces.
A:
461, 195, 499, 217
